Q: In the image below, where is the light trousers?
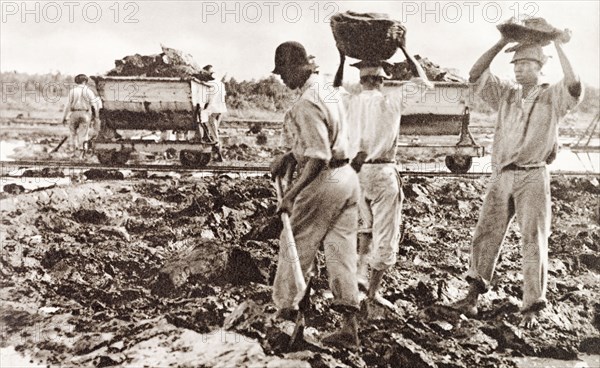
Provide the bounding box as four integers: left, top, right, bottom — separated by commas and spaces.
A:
467, 167, 550, 310
273, 165, 361, 312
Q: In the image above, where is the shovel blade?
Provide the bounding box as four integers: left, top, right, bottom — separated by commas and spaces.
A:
288, 277, 313, 350
288, 312, 306, 349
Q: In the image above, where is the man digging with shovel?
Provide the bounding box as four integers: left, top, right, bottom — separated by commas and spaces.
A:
270, 41, 361, 349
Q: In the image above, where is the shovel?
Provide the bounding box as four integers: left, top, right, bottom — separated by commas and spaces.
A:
274, 172, 313, 350
50, 136, 68, 153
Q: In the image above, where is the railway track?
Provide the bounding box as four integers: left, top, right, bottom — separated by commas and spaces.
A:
0, 160, 270, 174
1, 160, 598, 178
0, 118, 591, 136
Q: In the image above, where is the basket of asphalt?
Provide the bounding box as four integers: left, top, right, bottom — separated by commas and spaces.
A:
330, 11, 407, 87
330, 11, 406, 61
496, 17, 564, 46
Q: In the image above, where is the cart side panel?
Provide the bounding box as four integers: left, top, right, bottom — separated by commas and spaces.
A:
190, 80, 214, 109
384, 81, 470, 135
97, 78, 194, 112
95, 78, 197, 130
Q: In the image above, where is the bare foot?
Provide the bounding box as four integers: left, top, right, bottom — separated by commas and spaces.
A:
372, 294, 398, 311
519, 300, 546, 329
450, 282, 481, 318
361, 294, 400, 320
451, 297, 478, 318
520, 312, 540, 329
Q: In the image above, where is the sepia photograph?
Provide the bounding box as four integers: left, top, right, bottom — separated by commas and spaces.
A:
1, 1, 599, 367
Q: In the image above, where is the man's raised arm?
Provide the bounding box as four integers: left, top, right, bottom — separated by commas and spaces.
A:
554, 30, 581, 97
469, 37, 510, 83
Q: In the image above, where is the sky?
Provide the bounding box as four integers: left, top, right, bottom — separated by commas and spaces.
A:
1, 0, 599, 86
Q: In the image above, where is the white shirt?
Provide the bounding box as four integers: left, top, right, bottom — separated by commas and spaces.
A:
343, 78, 431, 162
200, 80, 228, 122
62, 84, 102, 120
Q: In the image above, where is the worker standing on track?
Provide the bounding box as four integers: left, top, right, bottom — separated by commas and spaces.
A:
344, 59, 432, 314
270, 41, 361, 349
454, 31, 583, 328
61, 74, 102, 153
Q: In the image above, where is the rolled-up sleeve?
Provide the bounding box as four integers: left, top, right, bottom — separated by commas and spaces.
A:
287, 100, 331, 162
549, 78, 584, 117
473, 68, 512, 112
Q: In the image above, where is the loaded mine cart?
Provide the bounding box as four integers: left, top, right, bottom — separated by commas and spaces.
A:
89, 76, 217, 167
384, 80, 484, 173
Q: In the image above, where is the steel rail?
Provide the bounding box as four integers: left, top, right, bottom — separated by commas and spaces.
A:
1, 160, 598, 178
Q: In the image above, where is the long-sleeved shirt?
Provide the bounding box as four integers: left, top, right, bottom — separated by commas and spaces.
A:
474, 68, 583, 169
62, 84, 102, 121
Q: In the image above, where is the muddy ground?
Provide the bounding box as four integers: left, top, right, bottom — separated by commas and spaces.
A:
1, 172, 599, 367
1, 115, 599, 366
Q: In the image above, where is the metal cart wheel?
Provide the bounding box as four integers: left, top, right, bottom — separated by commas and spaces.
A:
164, 148, 177, 160
96, 150, 130, 165
445, 155, 472, 174
96, 150, 115, 165
180, 150, 211, 167
113, 151, 130, 165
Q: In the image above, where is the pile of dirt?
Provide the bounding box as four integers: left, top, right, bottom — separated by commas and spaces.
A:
0, 175, 598, 367
390, 55, 465, 82
105, 45, 214, 81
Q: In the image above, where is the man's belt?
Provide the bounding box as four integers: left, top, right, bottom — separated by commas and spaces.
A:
504, 163, 544, 171
364, 159, 396, 164
70, 108, 89, 111
329, 159, 349, 169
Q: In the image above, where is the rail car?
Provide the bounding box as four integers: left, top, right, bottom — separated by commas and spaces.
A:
384, 80, 484, 173
89, 76, 219, 167
87, 76, 483, 173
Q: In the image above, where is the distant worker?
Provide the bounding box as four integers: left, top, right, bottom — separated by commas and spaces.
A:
202, 64, 214, 76
200, 64, 228, 161
454, 30, 582, 328
343, 59, 432, 315
61, 74, 102, 152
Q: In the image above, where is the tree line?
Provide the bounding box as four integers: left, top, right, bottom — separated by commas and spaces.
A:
1, 71, 598, 115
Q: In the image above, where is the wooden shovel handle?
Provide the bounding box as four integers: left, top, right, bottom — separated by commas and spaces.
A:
275, 176, 307, 305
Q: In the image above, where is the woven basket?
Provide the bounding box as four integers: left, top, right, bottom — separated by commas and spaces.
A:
330, 11, 406, 61
497, 17, 563, 46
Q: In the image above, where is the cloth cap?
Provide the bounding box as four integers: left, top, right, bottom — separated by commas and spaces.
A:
510, 44, 548, 65
74, 74, 88, 84
351, 60, 392, 79
272, 41, 314, 74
